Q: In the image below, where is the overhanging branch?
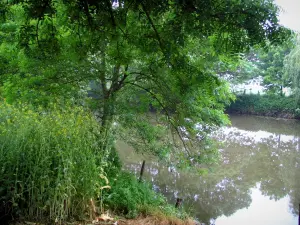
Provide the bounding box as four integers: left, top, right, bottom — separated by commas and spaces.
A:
125, 81, 192, 158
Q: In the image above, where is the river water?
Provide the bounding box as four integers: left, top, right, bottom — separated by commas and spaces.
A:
117, 115, 300, 225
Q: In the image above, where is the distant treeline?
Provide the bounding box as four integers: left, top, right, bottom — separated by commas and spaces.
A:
226, 94, 300, 119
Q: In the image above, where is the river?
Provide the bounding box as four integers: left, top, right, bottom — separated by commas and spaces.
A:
117, 115, 300, 225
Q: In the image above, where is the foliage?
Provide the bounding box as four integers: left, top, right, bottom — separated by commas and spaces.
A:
222, 38, 294, 95
226, 94, 299, 118
256, 40, 294, 95
0, 102, 106, 223
284, 36, 300, 103
0, 0, 291, 170
0, 101, 191, 224
0, 1, 295, 223
103, 170, 189, 219
219, 48, 261, 84
103, 171, 162, 218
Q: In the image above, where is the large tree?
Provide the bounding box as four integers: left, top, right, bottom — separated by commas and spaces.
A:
0, 0, 290, 169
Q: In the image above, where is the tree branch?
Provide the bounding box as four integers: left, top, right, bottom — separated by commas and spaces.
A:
105, 0, 116, 28
140, 2, 165, 55
125, 81, 192, 158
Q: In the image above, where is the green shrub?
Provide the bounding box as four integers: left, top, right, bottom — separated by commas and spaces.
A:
226, 94, 298, 118
102, 170, 190, 220
103, 171, 165, 218
0, 103, 106, 223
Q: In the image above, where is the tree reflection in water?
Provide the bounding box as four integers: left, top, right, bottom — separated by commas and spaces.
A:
118, 115, 300, 224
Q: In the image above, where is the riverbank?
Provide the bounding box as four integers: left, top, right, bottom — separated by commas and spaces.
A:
0, 104, 195, 225
226, 94, 300, 119
4, 171, 195, 225
12, 213, 199, 225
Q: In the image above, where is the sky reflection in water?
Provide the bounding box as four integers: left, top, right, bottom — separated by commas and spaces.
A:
216, 184, 296, 225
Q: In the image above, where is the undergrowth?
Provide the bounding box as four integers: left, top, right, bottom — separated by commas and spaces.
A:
103, 171, 189, 220
0, 102, 191, 224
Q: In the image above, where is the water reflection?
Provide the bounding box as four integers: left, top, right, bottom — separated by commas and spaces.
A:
217, 185, 295, 225
118, 115, 300, 224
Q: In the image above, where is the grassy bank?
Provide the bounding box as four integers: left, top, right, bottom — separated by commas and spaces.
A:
226, 94, 300, 119
0, 103, 192, 225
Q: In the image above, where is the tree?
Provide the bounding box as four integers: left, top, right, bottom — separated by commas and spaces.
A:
285, 36, 300, 103
0, 0, 290, 169
257, 40, 293, 95
222, 40, 294, 95
217, 48, 261, 85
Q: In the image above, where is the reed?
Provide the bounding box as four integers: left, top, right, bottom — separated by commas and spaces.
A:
0, 103, 106, 223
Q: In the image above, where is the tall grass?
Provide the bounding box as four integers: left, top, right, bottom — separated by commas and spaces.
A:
0, 103, 106, 223
0, 102, 193, 224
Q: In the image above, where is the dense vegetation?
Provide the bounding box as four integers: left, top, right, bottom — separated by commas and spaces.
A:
225, 35, 300, 119
0, 102, 189, 224
0, 0, 289, 166
226, 94, 300, 119
285, 37, 300, 103
0, 103, 104, 222
0, 0, 294, 224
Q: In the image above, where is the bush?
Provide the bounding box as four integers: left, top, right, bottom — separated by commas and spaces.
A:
226, 94, 298, 118
102, 170, 190, 220
103, 171, 164, 218
0, 103, 106, 223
